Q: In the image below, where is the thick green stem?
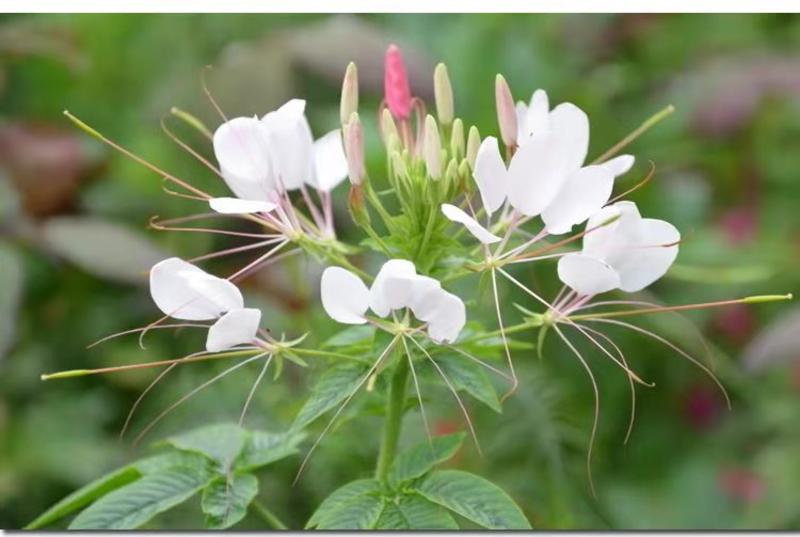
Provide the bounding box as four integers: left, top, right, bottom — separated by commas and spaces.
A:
375, 353, 410, 482
251, 499, 288, 530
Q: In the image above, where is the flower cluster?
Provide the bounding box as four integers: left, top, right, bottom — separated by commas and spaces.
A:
51, 44, 791, 493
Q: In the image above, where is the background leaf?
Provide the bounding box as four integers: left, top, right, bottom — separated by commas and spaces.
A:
433, 354, 501, 413
292, 363, 367, 430
306, 478, 381, 529
375, 494, 459, 529
235, 430, 305, 472
165, 423, 247, 470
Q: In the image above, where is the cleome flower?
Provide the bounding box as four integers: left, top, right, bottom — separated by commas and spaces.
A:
149, 257, 262, 352
320, 259, 466, 344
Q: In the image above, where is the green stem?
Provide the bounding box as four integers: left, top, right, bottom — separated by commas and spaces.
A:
251, 500, 288, 530
375, 352, 410, 482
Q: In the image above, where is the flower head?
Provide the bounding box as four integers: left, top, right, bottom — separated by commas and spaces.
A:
320, 259, 466, 343
149, 257, 261, 352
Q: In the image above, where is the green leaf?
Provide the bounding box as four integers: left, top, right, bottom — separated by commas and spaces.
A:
25, 452, 204, 529
292, 363, 367, 430
322, 325, 375, 348
201, 473, 259, 529
26, 465, 142, 529
435, 354, 501, 413
235, 430, 305, 472
388, 432, 466, 487
165, 423, 247, 469
315, 493, 385, 529
69, 467, 215, 529
306, 478, 381, 529
376, 494, 459, 529
411, 470, 531, 529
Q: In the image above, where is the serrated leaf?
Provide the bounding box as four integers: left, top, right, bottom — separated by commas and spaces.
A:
201, 473, 259, 529
322, 325, 375, 348
388, 432, 466, 487
235, 430, 305, 471
306, 478, 381, 529
376, 494, 458, 529
41, 216, 169, 285
26, 465, 142, 529
69, 467, 214, 529
166, 423, 247, 470
292, 363, 367, 430
412, 470, 531, 529
435, 354, 501, 413
316, 493, 385, 529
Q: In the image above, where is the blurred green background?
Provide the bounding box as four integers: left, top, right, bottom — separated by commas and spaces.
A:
1, 13, 799, 530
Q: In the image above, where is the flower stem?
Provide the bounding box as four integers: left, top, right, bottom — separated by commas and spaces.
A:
375, 351, 409, 482
251, 499, 288, 530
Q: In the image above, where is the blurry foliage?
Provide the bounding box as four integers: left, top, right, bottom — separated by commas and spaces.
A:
1, 13, 799, 529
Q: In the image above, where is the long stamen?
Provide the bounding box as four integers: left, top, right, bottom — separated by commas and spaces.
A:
87, 323, 207, 349
408, 335, 482, 456
401, 336, 433, 448
585, 318, 731, 409
440, 343, 512, 381
575, 323, 637, 445
591, 104, 675, 164
562, 322, 652, 387
239, 354, 274, 425
41, 348, 261, 380
226, 240, 289, 282
552, 324, 599, 498
63, 111, 211, 200
293, 336, 400, 485
510, 214, 620, 263
608, 161, 655, 204
491, 268, 518, 401
188, 238, 284, 264
228, 247, 300, 284
568, 294, 793, 322
133, 352, 268, 446
160, 118, 223, 178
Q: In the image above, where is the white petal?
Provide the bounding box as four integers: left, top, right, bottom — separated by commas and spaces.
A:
473, 137, 508, 215
213, 117, 275, 201
368, 259, 417, 317
598, 154, 635, 177
557, 253, 620, 296
548, 102, 590, 172
506, 133, 570, 217
582, 202, 638, 260
320, 266, 369, 324
440, 203, 501, 244
311, 129, 349, 192
205, 308, 261, 352
209, 197, 277, 214
149, 258, 243, 321
541, 165, 615, 235
515, 101, 529, 144
405, 275, 443, 320
426, 291, 466, 344
261, 99, 314, 191
613, 218, 680, 292
521, 89, 550, 142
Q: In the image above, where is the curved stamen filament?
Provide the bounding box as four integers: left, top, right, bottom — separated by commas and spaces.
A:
239, 354, 274, 425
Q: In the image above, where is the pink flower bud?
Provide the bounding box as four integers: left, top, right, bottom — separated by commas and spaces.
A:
384, 44, 412, 121
495, 74, 517, 148
344, 113, 364, 186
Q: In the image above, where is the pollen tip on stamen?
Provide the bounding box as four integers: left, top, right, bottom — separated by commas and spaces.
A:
742, 293, 793, 304
63, 110, 103, 140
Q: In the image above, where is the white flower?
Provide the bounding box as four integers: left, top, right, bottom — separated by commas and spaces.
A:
557, 201, 680, 296
149, 257, 261, 352
502, 89, 636, 234
320, 260, 466, 343
210, 99, 348, 214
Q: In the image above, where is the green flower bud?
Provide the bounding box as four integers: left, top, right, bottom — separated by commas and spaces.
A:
340, 62, 359, 126
434, 63, 454, 127
450, 118, 464, 160
466, 125, 481, 170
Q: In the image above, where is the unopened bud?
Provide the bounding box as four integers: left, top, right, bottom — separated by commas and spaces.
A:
450, 118, 464, 159
444, 158, 458, 184
340, 62, 359, 126
495, 74, 517, 148
344, 112, 364, 186
466, 125, 480, 169
384, 44, 412, 121
434, 63, 454, 127
390, 151, 407, 178
423, 115, 442, 180
348, 184, 370, 227
381, 108, 400, 148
